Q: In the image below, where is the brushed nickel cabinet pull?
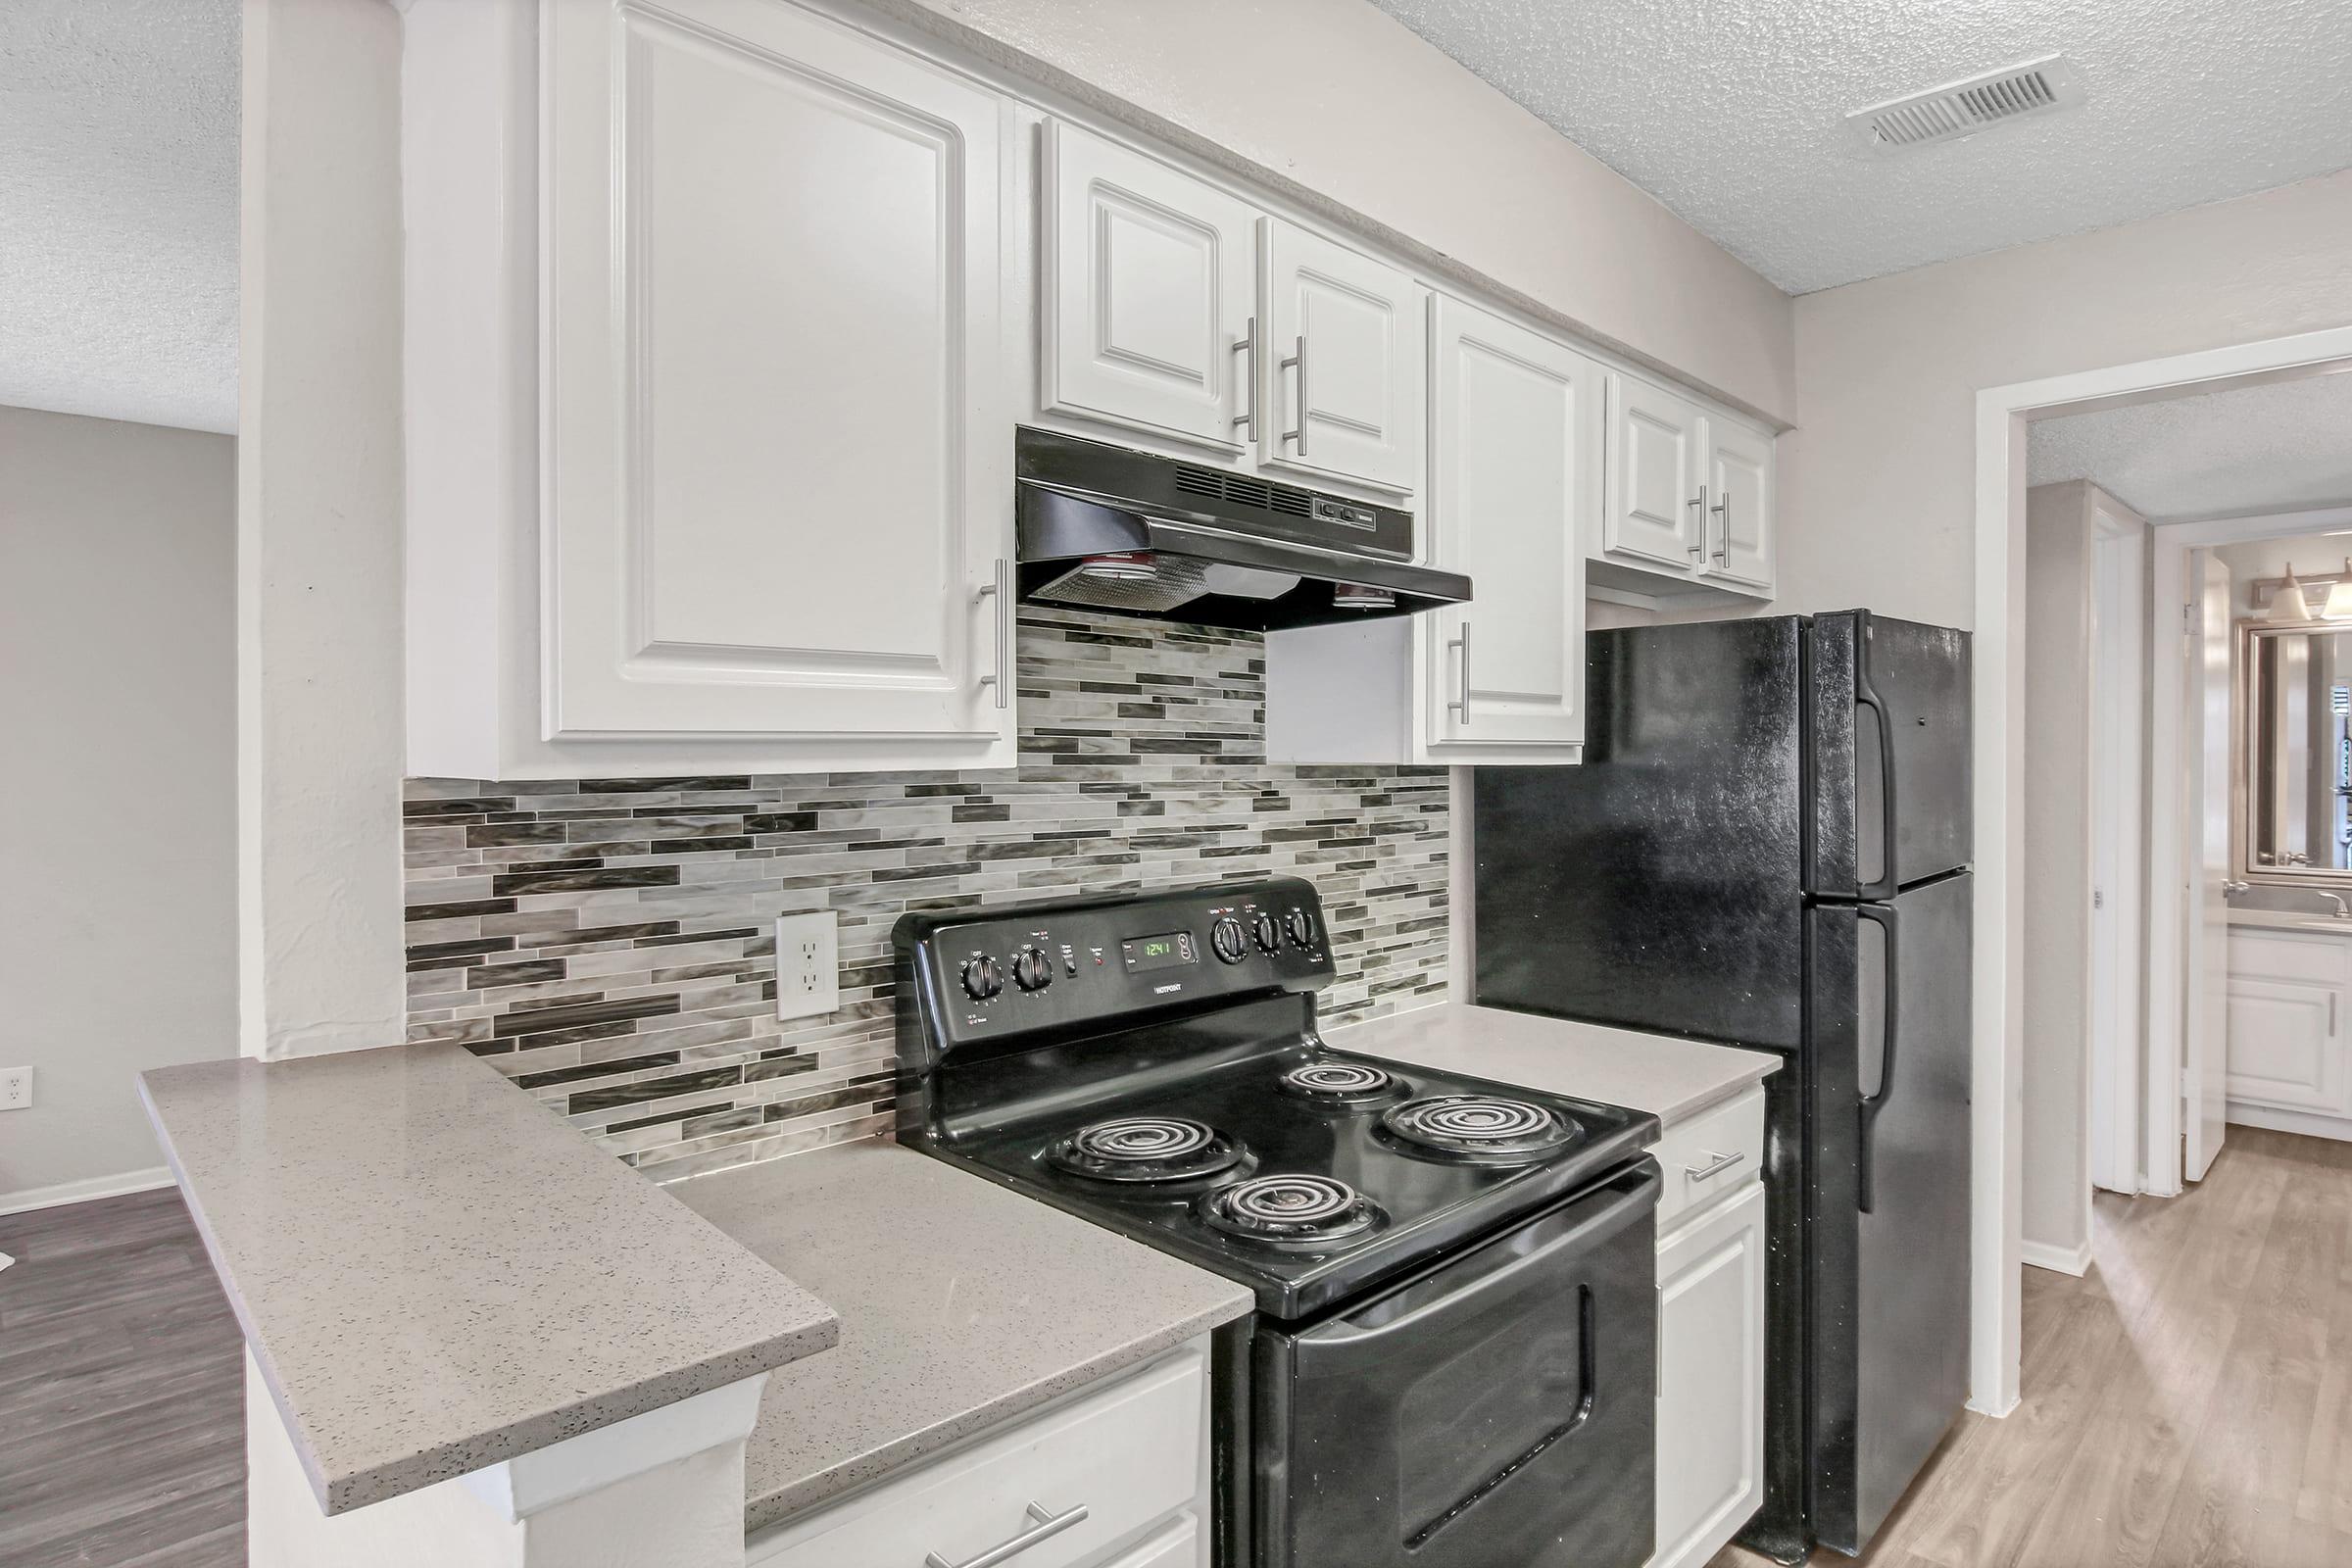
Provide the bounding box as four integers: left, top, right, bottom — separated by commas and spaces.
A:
1710, 488, 1731, 562
1687, 486, 1707, 557
1231, 315, 1255, 438
925, 1501, 1090, 1568
974, 557, 1012, 710
1446, 622, 1472, 725
1685, 1149, 1745, 1181
1280, 333, 1308, 455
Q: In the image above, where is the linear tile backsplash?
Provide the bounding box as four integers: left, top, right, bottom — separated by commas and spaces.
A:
403, 609, 1449, 1183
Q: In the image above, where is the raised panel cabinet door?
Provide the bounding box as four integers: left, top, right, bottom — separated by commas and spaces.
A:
541, 0, 1011, 747
1426, 295, 1594, 751
1040, 121, 1256, 453
1603, 373, 1704, 571
1702, 414, 1776, 591
1653, 1181, 1767, 1568
1259, 219, 1425, 495
2223, 975, 2346, 1113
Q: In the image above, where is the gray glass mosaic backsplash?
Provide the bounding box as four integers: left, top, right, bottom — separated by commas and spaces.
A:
404, 608, 1449, 1182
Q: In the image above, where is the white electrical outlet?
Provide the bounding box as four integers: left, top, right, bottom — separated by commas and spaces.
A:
0, 1067, 31, 1110
774, 910, 840, 1022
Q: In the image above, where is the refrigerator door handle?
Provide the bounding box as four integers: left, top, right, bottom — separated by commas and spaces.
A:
1855, 636, 1901, 900
1856, 901, 1900, 1214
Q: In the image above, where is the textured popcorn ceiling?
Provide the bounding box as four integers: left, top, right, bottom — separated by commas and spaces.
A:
1361, 0, 2352, 293
0, 0, 239, 433
2028, 370, 2352, 521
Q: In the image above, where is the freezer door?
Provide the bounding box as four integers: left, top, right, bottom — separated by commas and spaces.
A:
1810, 612, 1973, 898
1807, 872, 1973, 1555
1475, 617, 1808, 1050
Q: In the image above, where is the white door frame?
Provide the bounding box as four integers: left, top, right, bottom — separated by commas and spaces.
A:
2145, 501, 2352, 1188
1972, 327, 2352, 1418
2087, 496, 2148, 1199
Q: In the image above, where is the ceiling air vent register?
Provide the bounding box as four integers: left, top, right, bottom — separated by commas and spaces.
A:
1844, 55, 2088, 157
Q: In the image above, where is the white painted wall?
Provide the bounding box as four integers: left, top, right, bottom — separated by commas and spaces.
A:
236, 0, 407, 1060
2020, 481, 2097, 1266
1783, 168, 2352, 631
0, 406, 237, 1208
872, 0, 1795, 423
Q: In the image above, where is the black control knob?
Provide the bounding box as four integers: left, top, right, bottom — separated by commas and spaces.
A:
1011, 947, 1054, 992
1251, 912, 1281, 954
1210, 917, 1248, 964
959, 955, 1004, 1001
1285, 908, 1318, 949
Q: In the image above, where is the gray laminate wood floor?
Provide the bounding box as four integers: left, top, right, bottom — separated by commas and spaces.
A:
0, 1186, 244, 1568
1713, 1124, 2352, 1568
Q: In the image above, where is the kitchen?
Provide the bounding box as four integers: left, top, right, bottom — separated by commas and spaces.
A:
3, 2, 2348, 1567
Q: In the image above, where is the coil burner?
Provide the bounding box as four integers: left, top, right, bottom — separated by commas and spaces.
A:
1200, 1174, 1386, 1248
1277, 1060, 1406, 1107
1046, 1116, 1246, 1184
1380, 1096, 1582, 1163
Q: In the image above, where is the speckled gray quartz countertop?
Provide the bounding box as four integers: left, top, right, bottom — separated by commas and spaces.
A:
1325, 1004, 1779, 1130
137, 1042, 840, 1515
672, 1138, 1254, 1536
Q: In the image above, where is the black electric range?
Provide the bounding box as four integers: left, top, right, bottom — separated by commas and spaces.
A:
893, 877, 1663, 1568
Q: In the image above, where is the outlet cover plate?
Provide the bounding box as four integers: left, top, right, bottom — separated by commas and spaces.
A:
0, 1067, 30, 1110
775, 911, 839, 1022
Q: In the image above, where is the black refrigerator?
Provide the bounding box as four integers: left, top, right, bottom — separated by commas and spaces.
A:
1472, 610, 1971, 1563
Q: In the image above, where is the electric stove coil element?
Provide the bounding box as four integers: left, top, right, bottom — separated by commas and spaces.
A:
1276, 1060, 1404, 1104
1200, 1173, 1384, 1247
1380, 1095, 1583, 1162
1045, 1115, 1245, 1184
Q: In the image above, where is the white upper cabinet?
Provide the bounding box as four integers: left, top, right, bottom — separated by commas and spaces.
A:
1705, 416, 1776, 589
1598, 370, 1778, 601
1258, 220, 1425, 495
1603, 374, 1706, 570
524, 0, 1013, 764
1263, 296, 1588, 766
1425, 296, 1595, 752
1039, 122, 1256, 453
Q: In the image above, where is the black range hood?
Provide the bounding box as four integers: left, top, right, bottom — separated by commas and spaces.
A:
1014, 428, 1471, 631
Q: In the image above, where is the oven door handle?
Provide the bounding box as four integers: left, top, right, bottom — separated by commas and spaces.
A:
1311, 1161, 1659, 1346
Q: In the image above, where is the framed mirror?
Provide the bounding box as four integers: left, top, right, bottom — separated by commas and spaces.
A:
2238, 619, 2352, 882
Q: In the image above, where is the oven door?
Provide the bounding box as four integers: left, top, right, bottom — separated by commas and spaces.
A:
1252, 1160, 1660, 1568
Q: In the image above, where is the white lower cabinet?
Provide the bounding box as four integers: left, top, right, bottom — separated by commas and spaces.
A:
2225, 926, 2352, 1137
1648, 1102, 1768, 1568
745, 1341, 1210, 1568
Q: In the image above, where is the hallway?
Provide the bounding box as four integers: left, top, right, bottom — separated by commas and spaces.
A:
1717, 1124, 2352, 1566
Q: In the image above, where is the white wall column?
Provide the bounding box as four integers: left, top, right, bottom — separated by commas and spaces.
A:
236, 0, 409, 1059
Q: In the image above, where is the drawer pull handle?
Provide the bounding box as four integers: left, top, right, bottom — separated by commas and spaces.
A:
925, 1501, 1090, 1568
1685, 1149, 1745, 1181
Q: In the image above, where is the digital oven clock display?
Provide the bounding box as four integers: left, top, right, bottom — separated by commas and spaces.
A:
1119, 930, 1197, 973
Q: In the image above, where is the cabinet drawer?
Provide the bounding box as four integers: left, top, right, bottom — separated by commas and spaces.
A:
1652, 1087, 1766, 1236
749, 1346, 1206, 1568
2228, 928, 2352, 986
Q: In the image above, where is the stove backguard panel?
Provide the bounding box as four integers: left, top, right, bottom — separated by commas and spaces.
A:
402, 608, 1450, 1182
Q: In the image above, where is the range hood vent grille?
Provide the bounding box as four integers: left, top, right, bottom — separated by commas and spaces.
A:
1174, 464, 1313, 518
1844, 55, 2086, 157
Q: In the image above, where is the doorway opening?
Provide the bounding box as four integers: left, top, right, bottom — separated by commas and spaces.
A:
1973, 330, 2352, 1417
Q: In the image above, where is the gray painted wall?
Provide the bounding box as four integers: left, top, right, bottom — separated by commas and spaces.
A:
0, 406, 237, 1205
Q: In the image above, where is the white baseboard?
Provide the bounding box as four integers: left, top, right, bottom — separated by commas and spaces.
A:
2019, 1236, 2093, 1277
2226, 1101, 2352, 1145
0, 1165, 174, 1217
